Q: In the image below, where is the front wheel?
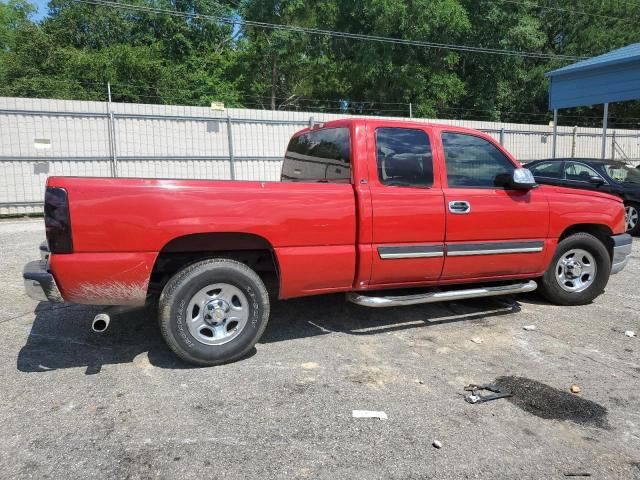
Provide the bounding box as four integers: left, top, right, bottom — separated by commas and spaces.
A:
539, 233, 611, 306
625, 203, 640, 235
158, 258, 270, 366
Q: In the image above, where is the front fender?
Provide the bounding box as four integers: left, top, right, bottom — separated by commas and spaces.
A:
547, 188, 625, 237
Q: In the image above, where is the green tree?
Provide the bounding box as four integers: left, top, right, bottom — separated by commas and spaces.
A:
2, 0, 640, 127
238, 0, 341, 110
327, 0, 470, 116
457, 0, 548, 122
0, 0, 246, 104
0, 0, 34, 50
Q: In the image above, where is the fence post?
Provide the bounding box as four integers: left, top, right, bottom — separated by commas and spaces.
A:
106, 82, 119, 177
551, 109, 558, 159
226, 116, 235, 180
571, 126, 577, 158
601, 102, 609, 160
611, 130, 616, 160
308, 116, 314, 128
409, 103, 413, 118
499, 128, 505, 146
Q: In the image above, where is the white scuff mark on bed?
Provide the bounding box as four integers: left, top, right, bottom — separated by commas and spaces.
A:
72, 281, 148, 305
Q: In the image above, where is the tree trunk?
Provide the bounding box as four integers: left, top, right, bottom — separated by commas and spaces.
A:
271, 53, 277, 111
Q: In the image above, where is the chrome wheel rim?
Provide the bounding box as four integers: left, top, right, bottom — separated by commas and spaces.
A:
186, 283, 249, 345
555, 249, 597, 293
625, 205, 638, 231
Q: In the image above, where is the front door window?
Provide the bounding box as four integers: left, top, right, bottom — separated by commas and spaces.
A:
442, 132, 515, 188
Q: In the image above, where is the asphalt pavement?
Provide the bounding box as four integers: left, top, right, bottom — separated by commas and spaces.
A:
1, 219, 639, 479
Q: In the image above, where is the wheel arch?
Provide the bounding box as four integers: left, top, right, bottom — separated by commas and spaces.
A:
148, 232, 280, 297
558, 223, 614, 259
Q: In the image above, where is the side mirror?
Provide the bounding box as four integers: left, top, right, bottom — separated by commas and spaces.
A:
589, 176, 605, 186
511, 168, 538, 190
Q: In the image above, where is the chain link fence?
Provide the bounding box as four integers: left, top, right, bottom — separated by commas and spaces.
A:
2, 96, 640, 215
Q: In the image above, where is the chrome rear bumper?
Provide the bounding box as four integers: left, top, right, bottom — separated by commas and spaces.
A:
611, 233, 633, 275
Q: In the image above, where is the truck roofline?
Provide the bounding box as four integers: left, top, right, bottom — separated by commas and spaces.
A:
289, 118, 503, 143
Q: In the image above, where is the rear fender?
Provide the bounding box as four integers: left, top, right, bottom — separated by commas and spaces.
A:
50, 252, 157, 306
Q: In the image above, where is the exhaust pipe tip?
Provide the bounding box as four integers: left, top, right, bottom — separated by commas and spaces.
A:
92, 313, 110, 333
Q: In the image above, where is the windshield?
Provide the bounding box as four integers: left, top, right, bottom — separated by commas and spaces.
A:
604, 163, 640, 185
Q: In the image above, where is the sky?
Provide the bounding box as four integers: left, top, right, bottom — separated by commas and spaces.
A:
29, 0, 49, 21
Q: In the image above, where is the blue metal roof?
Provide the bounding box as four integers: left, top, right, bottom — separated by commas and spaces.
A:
545, 43, 640, 110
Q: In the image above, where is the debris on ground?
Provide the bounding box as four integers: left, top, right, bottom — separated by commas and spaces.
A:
432, 440, 442, 449
523, 325, 537, 331
301, 362, 320, 370
470, 337, 483, 344
464, 383, 513, 404
564, 473, 591, 477
570, 384, 582, 394
625, 330, 636, 338
352, 410, 388, 420
415, 379, 425, 385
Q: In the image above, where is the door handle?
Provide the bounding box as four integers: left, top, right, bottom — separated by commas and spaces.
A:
448, 200, 471, 214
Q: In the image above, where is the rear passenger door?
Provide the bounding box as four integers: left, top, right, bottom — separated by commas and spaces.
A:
440, 131, 549, 279
367, 124, 446, 285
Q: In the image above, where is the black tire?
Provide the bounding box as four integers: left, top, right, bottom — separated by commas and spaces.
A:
158, 258, 270, 366
625, 202, 640, 236
539, 232, 611, 306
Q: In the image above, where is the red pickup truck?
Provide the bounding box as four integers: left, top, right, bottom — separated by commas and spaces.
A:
24, 119, 632, 365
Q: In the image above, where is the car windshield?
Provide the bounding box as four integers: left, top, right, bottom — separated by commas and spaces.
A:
604, 163, 640, 185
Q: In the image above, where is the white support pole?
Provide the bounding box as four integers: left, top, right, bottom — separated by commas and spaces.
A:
611, 130, 616, 160
226, 116, 235, 180
106, 82, 118, 177
409, 103, 412, 118
601, 103, 609, 160
552, 109, 558, 159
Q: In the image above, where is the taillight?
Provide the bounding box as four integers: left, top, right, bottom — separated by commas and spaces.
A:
45, 187, 73, 254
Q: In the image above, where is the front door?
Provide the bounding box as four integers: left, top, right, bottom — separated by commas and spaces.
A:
439, 131, 549, 279
563, 160, 620, 195
367, 123, 446, 286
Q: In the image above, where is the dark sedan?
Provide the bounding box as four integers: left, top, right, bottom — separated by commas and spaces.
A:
526, 158, 640, 235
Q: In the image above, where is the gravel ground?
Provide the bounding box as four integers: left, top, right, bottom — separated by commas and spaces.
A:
1, 218, 639, 479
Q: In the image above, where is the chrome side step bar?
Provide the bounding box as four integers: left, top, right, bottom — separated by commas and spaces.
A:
346, 280, 537, 308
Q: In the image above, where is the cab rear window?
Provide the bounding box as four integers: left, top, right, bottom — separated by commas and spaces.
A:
281, 128, 351, 183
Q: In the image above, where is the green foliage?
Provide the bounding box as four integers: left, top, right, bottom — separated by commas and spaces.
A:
0, 0, 34, 50
1, 0, 640, 126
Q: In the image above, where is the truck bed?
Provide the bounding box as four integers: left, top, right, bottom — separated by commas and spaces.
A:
47, 177, 358, 304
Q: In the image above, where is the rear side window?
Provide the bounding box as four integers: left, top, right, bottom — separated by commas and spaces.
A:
376, 128, 433, 187
442, 132, 515, 188
281, 128, 351, 183
529, 161, 563, 179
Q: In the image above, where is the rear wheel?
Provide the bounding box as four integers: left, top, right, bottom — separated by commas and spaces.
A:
625, 203, 640, 235
539, 233, 611, 306
158, 258, 270, 366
